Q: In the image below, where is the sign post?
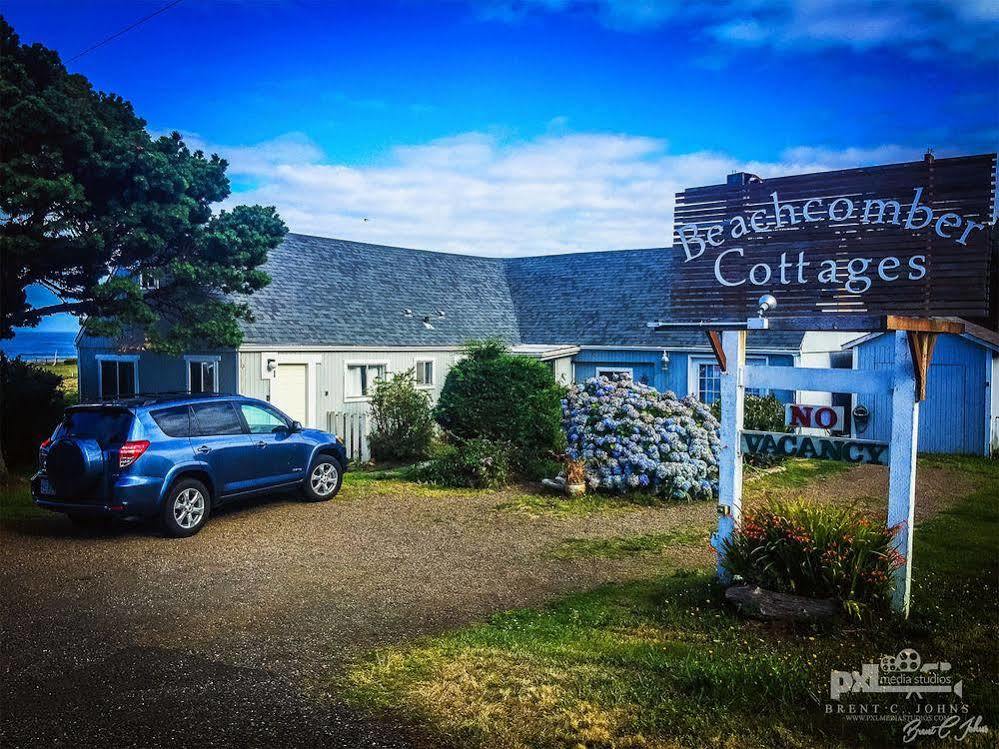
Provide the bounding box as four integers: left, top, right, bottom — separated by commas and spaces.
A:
887, 331, 920, 615
714, 330, 745, 582
660, 153, 995, 618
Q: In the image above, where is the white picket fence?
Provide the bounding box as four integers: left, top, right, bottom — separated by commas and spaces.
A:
328, 411, 371, 463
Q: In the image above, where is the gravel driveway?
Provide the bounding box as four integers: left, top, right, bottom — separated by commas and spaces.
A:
0, 478, 710, 748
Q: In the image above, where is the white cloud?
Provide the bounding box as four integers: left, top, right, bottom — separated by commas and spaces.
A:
182, 130, 941, 257
468, 0, 999, 59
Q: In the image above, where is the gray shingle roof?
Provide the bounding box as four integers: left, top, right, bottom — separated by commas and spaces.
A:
239, 234, 520, 346
238, 233, 804, 351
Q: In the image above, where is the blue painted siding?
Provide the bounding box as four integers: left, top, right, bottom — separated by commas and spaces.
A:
853, 333, 989, 455
572, 348, 795, 403
77, 336, 238, 402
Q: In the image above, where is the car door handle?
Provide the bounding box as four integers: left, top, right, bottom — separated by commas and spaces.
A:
255, 441, 267, 448
195, 445, 211, 455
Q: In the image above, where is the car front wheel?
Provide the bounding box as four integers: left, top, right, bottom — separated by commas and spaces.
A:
161, 478, 211, 537
302, 456, 342, 502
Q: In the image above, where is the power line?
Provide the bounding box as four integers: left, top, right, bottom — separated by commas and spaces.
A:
67, 0, 184, 63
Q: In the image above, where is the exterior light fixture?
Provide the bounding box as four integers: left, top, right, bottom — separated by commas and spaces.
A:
661, 351, 670, 369
266, 358, 278, 372
757, 294, 777, 317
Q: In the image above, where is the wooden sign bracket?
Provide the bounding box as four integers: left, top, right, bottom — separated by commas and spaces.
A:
705, 330, 726, 372
906, 331, 938, 402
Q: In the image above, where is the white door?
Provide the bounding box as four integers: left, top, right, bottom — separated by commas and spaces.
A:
271, 364, 308, 425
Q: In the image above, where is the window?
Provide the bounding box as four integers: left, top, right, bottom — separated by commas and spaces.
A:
151, 406, 192, 438
97, 356, 138, 400
690, 356, 769, 404
345, 363, 387, 399
187, 357, 220, 394
191, 402, 243, 436
696, 362, 722, 405
61, 408, 133, 445
240, 403, 289, 434
139, 272, 159, 290
414, 360, 434, 387
596, 367, 633, 381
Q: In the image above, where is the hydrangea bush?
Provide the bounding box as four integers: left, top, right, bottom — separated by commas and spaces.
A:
562, 376, 720, 500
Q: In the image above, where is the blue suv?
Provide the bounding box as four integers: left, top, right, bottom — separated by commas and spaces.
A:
31, 394, 348, 537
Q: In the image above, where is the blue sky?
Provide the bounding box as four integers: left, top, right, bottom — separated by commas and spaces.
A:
5, 0, 998, 332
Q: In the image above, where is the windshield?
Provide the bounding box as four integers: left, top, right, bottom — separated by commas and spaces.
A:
61, 409, 134, 446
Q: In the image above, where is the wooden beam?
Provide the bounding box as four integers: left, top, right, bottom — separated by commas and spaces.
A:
886, 316, 964, 335
906, 331, 938, 402
745, 365, 893, 396
706, 330, 726, 371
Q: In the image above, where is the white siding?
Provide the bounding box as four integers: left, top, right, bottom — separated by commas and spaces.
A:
239, 348, 466, 428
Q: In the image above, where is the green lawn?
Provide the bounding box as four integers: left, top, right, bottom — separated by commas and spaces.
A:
344, 458, 999, 748
39, 360, 78, 404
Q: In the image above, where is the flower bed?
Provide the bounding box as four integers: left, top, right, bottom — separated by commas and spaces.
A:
721, 499, 905, 617
562, 376, 720, 500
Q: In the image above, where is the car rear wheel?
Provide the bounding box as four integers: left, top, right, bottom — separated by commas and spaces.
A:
302, 456, 342, 502
161, 479, 211, 537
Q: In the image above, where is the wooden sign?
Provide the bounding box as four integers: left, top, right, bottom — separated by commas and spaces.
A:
740, 430, 889, 465
785, 403, 844, 431
672, 153, 997, 322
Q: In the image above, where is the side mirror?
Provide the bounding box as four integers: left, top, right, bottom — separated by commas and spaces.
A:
290, 420, 304, 433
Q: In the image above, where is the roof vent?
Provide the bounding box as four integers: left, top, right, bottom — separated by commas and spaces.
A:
422, 316, 435, 330
403, 308, 413, 317
436, 308, 446, 319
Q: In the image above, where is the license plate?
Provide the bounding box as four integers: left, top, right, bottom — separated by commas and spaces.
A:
39, 478, 53, 496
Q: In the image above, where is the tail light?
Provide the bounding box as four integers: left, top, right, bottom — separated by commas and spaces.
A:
40, 438, 52, 450
119, 440, 150, 468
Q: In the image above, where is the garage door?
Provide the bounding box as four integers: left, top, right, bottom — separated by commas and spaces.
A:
271, 364, 308, 425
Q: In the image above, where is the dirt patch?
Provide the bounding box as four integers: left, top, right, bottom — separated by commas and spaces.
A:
0, 482, 711, 748
745, 462, 978, 522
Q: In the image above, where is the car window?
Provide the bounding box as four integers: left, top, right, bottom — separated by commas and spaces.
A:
62, 409, 133, 445
151, 406, 192, 438
240, 403, 289, 434
191, 402, 244, 436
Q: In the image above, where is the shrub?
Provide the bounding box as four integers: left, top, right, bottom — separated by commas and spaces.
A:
562, 376, 720, 500
711, 393, 788, 467
435, 340, 564, 476
721, 499, 904, 616
414, 437, 512, 489
368, 369, 435, 463
1, 355, 67, 469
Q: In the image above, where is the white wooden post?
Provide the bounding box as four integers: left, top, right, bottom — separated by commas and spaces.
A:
713, 330, 746, 581
887, 330, 920, 616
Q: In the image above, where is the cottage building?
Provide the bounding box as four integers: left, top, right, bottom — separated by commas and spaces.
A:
844, 322, 999, 455
75, 233, 880, 453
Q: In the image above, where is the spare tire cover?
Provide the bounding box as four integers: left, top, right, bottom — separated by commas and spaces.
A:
47, 438, 104, 496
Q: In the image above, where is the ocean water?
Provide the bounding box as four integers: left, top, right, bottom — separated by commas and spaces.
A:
1, 330, 79, 361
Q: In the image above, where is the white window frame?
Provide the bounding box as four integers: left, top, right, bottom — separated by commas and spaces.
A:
414, 359, 435, 388
344, 361, 390, 402
688, 355, 769, 403
96, 354, 140, 400
595, 366, 633, 381
185, 355, 221, 394
139, 272, 160, 290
